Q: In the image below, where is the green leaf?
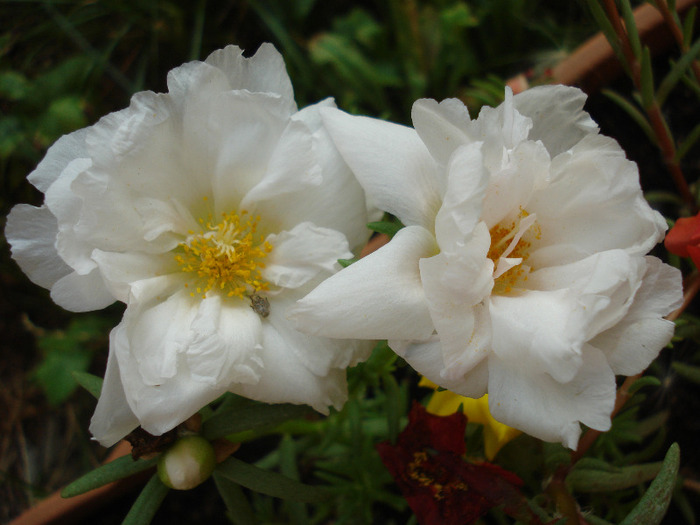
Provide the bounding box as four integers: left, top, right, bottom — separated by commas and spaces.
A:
62, 455, 158, 498
213, 472, 256, 525
671, 361, 700, 383
620, 0, 642, 59
640, 47, 655, 109
619, 443, 680, 525
216, 457, 330, 503
585, 0, 630, 74
71, 370, 104, 399
122, 474, 170, 525
683, 7, 697, 48
338, 258, 357, 268
567, 461, 663, 492
628, 375, 662, 395
367, 220, 403, 238
657, 37, 700, 106
202, 402, 313, 440
676, 120, 700, 161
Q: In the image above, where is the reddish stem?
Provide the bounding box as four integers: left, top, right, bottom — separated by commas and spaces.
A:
602, 0, 696, 210
654, 0, 700, 86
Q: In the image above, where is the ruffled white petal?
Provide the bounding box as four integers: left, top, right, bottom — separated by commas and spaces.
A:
262, 222, 352, 289
27, 128, 89, 192
488, 346, 616, 449
397, 336, 489, 399
240, 118, 321, 210
290, 225, 437, 341
433, 142, 487, 249
5, 204, 71, 288
528, 134, 667, 267
253, 98, 379, 251
592, 257, 683, 375
89, 332, 140, 447
204, 44, 296, 114
490, 250, 646, 384
50, 269, 115, 312
115, 287, 263, 435
411, 98, 474, 166
512, 85, 598, 157
92, 249, 176, 303
231, 338, 348, 414
480, 139, 551, 228
472, 87, 532, 170
269, 289, 371, 378
321, 107, 442, 229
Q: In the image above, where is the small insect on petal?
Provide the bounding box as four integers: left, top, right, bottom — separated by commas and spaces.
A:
249, 293, 270, 318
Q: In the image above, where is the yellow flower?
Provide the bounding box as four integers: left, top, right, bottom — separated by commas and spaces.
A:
420, 378, 521, 460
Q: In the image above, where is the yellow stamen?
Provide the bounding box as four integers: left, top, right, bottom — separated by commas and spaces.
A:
487, 208, 540, 294
174, 210, 272, 299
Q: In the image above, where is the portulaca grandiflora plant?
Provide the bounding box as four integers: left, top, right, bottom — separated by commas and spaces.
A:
6, 43, 688, 525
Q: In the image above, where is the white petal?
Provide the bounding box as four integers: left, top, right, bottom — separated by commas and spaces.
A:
241, 118, 321, 208
433, 142, 487, 249
89, 330, 140, 447
50, 268, 115, 312
204, 43, 296, 114
253, 99, 378, 251
5, 204, 71, 289
411, 98, 474, 166
526, 250, 646, 339
28, 127, 89, 193
116, 289, 263, 435
480, 139, 551, 228
424, 222, 493, 303
232, 319, 351, 414
68, 170, 179, 261
397, 336, 489, 398
86, 91, 207, 209
420, 231, 493, 379
528, 134, 667, 266
488, 346, 616, 449
473, 87, 532, 169
263, 222, 352, 289
290, 225, 437, 340
45, 157, 94, 275
266, 289, 372, 377
513, 85, 598, 157
321, 107, 442, 229
203, 91, 291, 213
489, 290, 585, 384
186, 296, 263, 386
92, 249, 179, 303
592, 257, 682, 375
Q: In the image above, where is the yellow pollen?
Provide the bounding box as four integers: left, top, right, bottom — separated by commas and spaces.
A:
487, 208, 540, 294
174, 210, 272, 299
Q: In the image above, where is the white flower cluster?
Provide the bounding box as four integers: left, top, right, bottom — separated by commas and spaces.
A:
7, 44, 682, 449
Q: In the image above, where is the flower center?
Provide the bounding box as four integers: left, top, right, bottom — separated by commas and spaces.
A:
487, 209, 540, 294
175, 210, 272, 299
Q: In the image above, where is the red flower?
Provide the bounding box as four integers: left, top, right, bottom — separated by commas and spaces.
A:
665, 213, 700, 268
376, 402, 542, 525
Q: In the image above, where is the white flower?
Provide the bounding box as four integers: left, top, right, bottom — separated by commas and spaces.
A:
6, 44, 376, 446
290, 86, 683, 449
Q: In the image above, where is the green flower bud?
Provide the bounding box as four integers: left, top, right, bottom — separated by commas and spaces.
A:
157, 435, 216, 490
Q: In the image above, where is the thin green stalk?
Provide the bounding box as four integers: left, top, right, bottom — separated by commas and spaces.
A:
599, 0, 696, 210
654, 0, 700, 86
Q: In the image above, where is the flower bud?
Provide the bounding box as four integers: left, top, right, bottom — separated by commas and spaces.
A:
157, 435, 216, 490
